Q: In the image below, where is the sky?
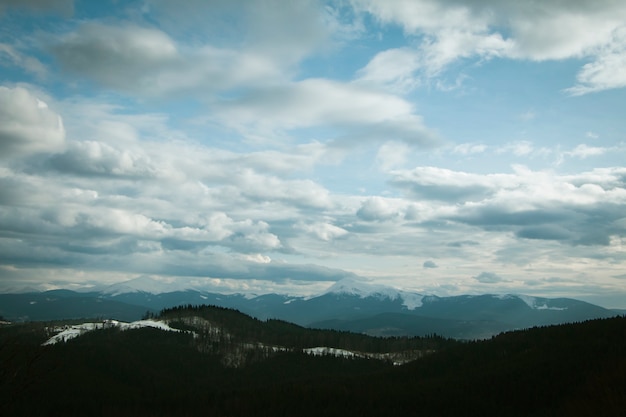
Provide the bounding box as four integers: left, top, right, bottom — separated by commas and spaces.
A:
1, 0, 625, 308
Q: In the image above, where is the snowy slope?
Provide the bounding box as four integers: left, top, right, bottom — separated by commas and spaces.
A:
323, 278, 424, 310
43, 319, 184, 345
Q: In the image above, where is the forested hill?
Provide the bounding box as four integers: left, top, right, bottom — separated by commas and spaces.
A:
157, 304, 452, 355
1, 306, 624, 416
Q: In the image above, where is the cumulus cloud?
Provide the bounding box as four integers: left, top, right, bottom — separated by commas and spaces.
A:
473, 271, 502, 283
410, 166, 626, 246
356, 196, 402, 221
49, 19, 438, 147
0, 86, 65, 158
356, 47, 423, 92
297, 221, 349, 241
352, 0, 626, 94
51, 22, 282, 97
50, 140, 157, 178
566, 144, 609, 159
423, 260, 438, 268
215, 78, 437, 146
145, 0, 347, 64
390, 167, 501, 202
1, 1, 624, 304
567, 38, 626, 95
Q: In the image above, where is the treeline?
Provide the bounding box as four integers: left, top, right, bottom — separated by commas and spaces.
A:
157, 303, 454, 353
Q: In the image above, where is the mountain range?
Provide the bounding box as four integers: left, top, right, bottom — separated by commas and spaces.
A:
0, 277, 618, 339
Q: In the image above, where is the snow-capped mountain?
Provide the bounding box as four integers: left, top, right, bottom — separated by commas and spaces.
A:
101, 275, 219, 296
0, 278, 618, 339
323, 278, 425, 310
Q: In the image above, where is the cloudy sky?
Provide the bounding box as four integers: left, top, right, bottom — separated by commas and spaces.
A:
1, 0, 625, 307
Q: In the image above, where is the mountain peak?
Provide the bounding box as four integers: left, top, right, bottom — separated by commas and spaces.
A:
323, 278, 425, 309
102, 276, 176, 296
324, 278, 398, 298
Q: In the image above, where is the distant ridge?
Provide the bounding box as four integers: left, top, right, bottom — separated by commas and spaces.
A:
0, 278, 617, 339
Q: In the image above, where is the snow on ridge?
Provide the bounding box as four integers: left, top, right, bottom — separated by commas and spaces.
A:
42, 319, 183, 346
302, 346, 426, 365
323, 278, 424, 309
303, 346, 360, 359
43, 322, 100, 345
323, 278, 394, 298
497, 294, 568, 311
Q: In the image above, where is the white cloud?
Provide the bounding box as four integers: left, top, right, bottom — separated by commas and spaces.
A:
356, 196, 403, 221
567, 144, 608, 159
51, 140, 157, 178
376, 141, 410, 170
351, 0, 512, 86
0, 43, 46, 78
356, 47, 422, 92
215, 78, 437, 146
297, 221, 349, 241
51, 22, 283, 97
352, 0, 626, 94
146, 0, 346, 64
453, 143, 487, 155
0, 86, 65, 158
565, 27, 626, 95
496, 141, 534, 156
1, 1, 625, 305
390, 166, 504, 202
473, 271, 502, 283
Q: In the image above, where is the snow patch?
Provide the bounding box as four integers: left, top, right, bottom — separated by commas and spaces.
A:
400, 293, 424, 309
303, 347, 360, 359
42, 319, 184, 346
513, 295, 568, 311
535, 304, 567, 311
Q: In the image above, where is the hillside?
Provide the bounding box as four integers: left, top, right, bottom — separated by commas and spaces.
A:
1, 306, 624, 416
